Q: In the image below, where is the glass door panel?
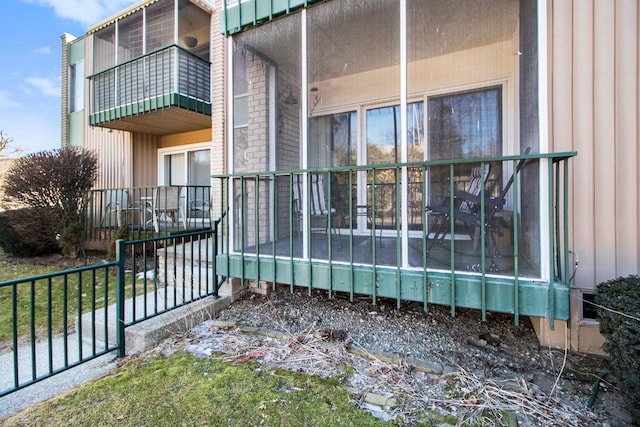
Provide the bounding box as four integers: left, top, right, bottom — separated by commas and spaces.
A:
427, 86, 503, 207
188, 149, 211, 218
365, 102, 424, 233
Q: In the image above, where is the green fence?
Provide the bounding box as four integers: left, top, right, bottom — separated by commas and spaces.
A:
0, 219, 225, 397
85, 185, 212, 242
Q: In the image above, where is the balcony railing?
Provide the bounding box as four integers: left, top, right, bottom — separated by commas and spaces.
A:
85, 185, 212, 241
88, 45, 211, 125
213, 152, 576, 325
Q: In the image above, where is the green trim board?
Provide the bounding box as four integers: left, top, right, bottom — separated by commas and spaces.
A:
89, 93, 211, 126
221, 0, 324, 35
216, 254, 570, 321
68, 36, 85, 64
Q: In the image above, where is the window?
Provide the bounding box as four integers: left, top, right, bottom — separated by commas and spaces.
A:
160, 146, 210, 186
308, 112, 357, 168
69, 61, 84, 113
428, 86, 502, 161
581, 293, 598, 321
427, 86, 503, 206
366, 102, 424, 165
159, 144, 211, 219
232, 48, 249, 172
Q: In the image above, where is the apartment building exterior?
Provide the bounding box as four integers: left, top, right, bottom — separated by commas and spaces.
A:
62, 0, 640, 355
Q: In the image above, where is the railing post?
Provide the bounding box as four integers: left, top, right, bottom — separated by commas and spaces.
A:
213, 223, 219, 299
116, 239, 126, 357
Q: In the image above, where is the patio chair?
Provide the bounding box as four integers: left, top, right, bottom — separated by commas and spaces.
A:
293, 173, 342, 250
427, 164, 492, 249
101, 189, 140, 228
427, 148, 531, 267
188, 189, 212, 228
150, 186, 186, 232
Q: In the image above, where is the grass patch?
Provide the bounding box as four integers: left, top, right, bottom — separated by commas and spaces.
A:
2, 351, 391, 426
0, 260, 144, 346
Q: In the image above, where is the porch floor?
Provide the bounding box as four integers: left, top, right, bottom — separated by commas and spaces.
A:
239, 234, 538, 277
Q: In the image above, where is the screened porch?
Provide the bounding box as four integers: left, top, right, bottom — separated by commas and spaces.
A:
219, 0, 573, 323
88, 0, 212, 134
214, 150, 575, 324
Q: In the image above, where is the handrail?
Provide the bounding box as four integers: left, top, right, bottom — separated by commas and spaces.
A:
87, 44, 211, 80
212, 151, 577, 179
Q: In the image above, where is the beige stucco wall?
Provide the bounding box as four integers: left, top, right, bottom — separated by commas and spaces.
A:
546, 0, 639, 355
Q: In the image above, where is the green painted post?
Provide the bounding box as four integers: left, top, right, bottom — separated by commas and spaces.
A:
449, 164, 455, 317
422, 165, 428, 312
30, 280, 36, 380
116, 239, 126, 358
289, 174, 295, 293
271, 174, 277, 291
395, 167, 401, 309
306, 173, 312, 296
348, 170, 355, 302
480, 162, 486, 322
327, 171, 333, 299
563, 159, 570, 287
12, 284, 18, 388
513, 159, 520, 326
213, 220, 220, 298
548, 160, 555, 330
371, 168, 377, 305
255, 175, 260, 286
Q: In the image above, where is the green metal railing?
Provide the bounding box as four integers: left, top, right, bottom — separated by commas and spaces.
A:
89, 44, 211, 125
86, 185, 212, 242
1, 218, 225, 396
214, 152, 576, 325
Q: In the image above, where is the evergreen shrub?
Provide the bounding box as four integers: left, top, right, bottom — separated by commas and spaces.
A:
595, 275, 640, 423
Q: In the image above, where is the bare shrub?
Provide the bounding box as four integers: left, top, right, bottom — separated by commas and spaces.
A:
0, 148, 97, 256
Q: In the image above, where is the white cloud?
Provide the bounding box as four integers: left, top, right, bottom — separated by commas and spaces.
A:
34, 46, 52, 55
25, 77, 60, 97
23, 0, 134, 27
0, 91, 25, 110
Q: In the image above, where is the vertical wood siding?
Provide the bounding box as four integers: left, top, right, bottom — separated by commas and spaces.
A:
132, 133, 160, 187
550, 0, 639, 288
85, 127, 134, 189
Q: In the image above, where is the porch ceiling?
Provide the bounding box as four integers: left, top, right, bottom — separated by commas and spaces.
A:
95, 107, 211, 135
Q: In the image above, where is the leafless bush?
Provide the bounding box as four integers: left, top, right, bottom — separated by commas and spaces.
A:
0, 147, 97, 256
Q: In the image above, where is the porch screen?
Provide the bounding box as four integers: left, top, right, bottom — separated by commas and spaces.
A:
231, 13, 302, 254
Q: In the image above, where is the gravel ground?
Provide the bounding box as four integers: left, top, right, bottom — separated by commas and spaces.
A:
206, 286, 632, 426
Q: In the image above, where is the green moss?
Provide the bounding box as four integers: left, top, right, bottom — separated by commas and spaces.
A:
3, 351, 392, 426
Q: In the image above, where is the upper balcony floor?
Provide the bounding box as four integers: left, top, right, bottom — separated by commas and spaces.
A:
87, 0, 213, 135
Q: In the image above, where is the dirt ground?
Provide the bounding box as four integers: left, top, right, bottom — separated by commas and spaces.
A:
214, 287, 634, 426
2, 252, 635, 426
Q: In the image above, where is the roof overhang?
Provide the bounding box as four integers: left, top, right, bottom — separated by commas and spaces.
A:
88, 0, 216, 34
220, 0, 324, 36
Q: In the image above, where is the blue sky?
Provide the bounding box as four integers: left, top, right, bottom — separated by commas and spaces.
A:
0, 0, 133, 155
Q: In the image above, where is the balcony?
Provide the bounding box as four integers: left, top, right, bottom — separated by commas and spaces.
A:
88, 45, 211, 135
